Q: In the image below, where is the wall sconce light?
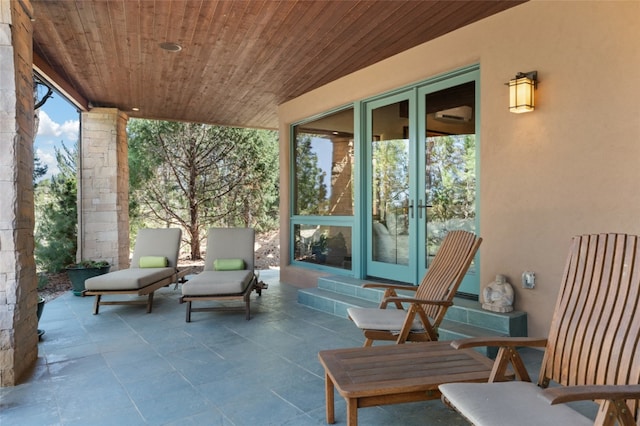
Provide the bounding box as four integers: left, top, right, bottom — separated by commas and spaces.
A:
508, 71, 537, 113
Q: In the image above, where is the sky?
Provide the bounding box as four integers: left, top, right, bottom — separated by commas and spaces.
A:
34, 93, 79, 180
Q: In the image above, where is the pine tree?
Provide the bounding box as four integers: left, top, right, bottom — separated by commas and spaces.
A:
128, 120, 279, 260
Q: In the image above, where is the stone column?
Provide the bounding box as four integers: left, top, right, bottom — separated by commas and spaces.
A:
79, 109, 130, 270
0, 0, 38, 386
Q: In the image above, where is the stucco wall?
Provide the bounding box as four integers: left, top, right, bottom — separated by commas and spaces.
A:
278, 1, 640, 337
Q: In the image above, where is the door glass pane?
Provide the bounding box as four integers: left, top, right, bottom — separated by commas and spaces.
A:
371, 101, 410, 265
424, 82, 476, 266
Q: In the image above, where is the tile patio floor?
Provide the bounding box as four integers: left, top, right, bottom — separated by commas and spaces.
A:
1, 270, 596, 425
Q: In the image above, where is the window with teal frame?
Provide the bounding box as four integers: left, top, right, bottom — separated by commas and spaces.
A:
292, 107, 355, 272
292, 108, 354, 216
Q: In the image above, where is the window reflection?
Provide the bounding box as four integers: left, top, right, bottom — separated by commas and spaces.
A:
294, 224, 352, 270
293, 108, 354, 216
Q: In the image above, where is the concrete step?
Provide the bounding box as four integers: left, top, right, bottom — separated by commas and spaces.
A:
316, 275, 386, 303
299, 274, 528, 357
445, 298, 528, 336
297, 287, 379, 319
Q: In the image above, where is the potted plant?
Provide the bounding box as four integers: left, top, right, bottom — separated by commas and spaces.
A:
66, 260, 111, 296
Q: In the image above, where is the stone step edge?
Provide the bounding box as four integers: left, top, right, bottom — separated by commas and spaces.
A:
298, 288, 511, 338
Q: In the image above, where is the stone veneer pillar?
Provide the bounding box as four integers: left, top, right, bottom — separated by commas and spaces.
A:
79, 109, 130, 271
0, 0, 38, 386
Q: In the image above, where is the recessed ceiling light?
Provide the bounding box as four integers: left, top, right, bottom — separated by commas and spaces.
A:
132, 107, 140, 112
159, 42, 182, 52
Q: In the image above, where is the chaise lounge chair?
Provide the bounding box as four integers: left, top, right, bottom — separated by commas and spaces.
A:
180, 227, 258, 321
347, 230, 482, 346
84, 228, 182, 314
439, 233, 640, 425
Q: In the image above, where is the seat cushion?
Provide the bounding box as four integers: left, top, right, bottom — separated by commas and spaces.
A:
438, 381, 593, 426
85, 267, 175, 291
347, 307, 425, 331
182, 270, 254, 296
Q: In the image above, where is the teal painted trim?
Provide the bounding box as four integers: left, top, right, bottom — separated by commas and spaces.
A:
362, 64, 481, 105
288, 123, 296, 265
290, 216, 354, 225
474, 67, 482, 283
363, 90, 417, 283
352, 101, 364, 279
416, 65, 481, 290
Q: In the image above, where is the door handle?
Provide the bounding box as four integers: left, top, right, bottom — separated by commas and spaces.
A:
409, 200, 414, 218
417, 200, 431, 218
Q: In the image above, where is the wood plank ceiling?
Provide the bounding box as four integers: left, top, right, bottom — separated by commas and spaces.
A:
31, 0, 525, 130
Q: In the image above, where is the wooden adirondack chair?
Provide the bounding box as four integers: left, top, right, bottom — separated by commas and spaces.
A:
348, 230, 482, 347
440, 233, 640, 425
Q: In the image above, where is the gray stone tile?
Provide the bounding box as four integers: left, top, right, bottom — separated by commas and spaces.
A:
3, 277, 553, 425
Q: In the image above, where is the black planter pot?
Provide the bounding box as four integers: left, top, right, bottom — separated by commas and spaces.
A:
37, 296, 45, 339
66, 266, 111, 296
37, 296, 45, 320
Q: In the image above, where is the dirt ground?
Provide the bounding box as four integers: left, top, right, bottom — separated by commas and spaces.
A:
38, 230, 280, 302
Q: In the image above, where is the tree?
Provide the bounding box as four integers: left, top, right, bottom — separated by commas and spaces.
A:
426, 134, 476, 222
33, 155, 48, 187
34, 143, 78, 272
372, 139, 409, 226
128, 120, 279, 259
294, 136, 328, 215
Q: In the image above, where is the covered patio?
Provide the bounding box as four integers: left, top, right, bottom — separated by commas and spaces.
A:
1, 0, 526, 385
2, 0, 639, 408
1, 270, 598, 425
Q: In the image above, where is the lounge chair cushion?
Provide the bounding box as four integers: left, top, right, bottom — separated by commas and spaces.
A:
85, 267, 175, 291
139, 256, 168, 268
347, 307, 427, 331
182, 270, 253, 296
438, 381, 592, 426
213, 258, 245, 271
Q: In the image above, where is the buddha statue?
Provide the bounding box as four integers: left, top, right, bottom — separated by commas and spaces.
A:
482, 274, 514, 313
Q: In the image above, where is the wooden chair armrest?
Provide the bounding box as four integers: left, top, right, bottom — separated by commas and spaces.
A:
542, 384, 640, 405
450, 337, 547, 382
362, 283, 418, 292
176, 267, 192, 280
384, 297, 453, 307
450, 336, 548, 349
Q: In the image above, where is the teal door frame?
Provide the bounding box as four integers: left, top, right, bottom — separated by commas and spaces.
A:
416, 68, 480, 295
364, 90, 418, 283
362, 65, 480, 294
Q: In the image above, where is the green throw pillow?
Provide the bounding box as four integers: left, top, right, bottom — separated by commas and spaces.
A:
214, 258, 245, 271
139, 256, 168, 268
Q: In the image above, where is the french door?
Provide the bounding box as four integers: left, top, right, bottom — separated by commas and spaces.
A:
365, 69, 479, 295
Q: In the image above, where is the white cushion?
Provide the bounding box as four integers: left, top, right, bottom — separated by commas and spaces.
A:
85, 267, 174, 291
347, 307, 425, 331
182, 270, 253, 296
438, 381, 593, 426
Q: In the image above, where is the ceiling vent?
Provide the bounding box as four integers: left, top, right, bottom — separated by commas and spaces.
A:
434, 106, 472, 123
